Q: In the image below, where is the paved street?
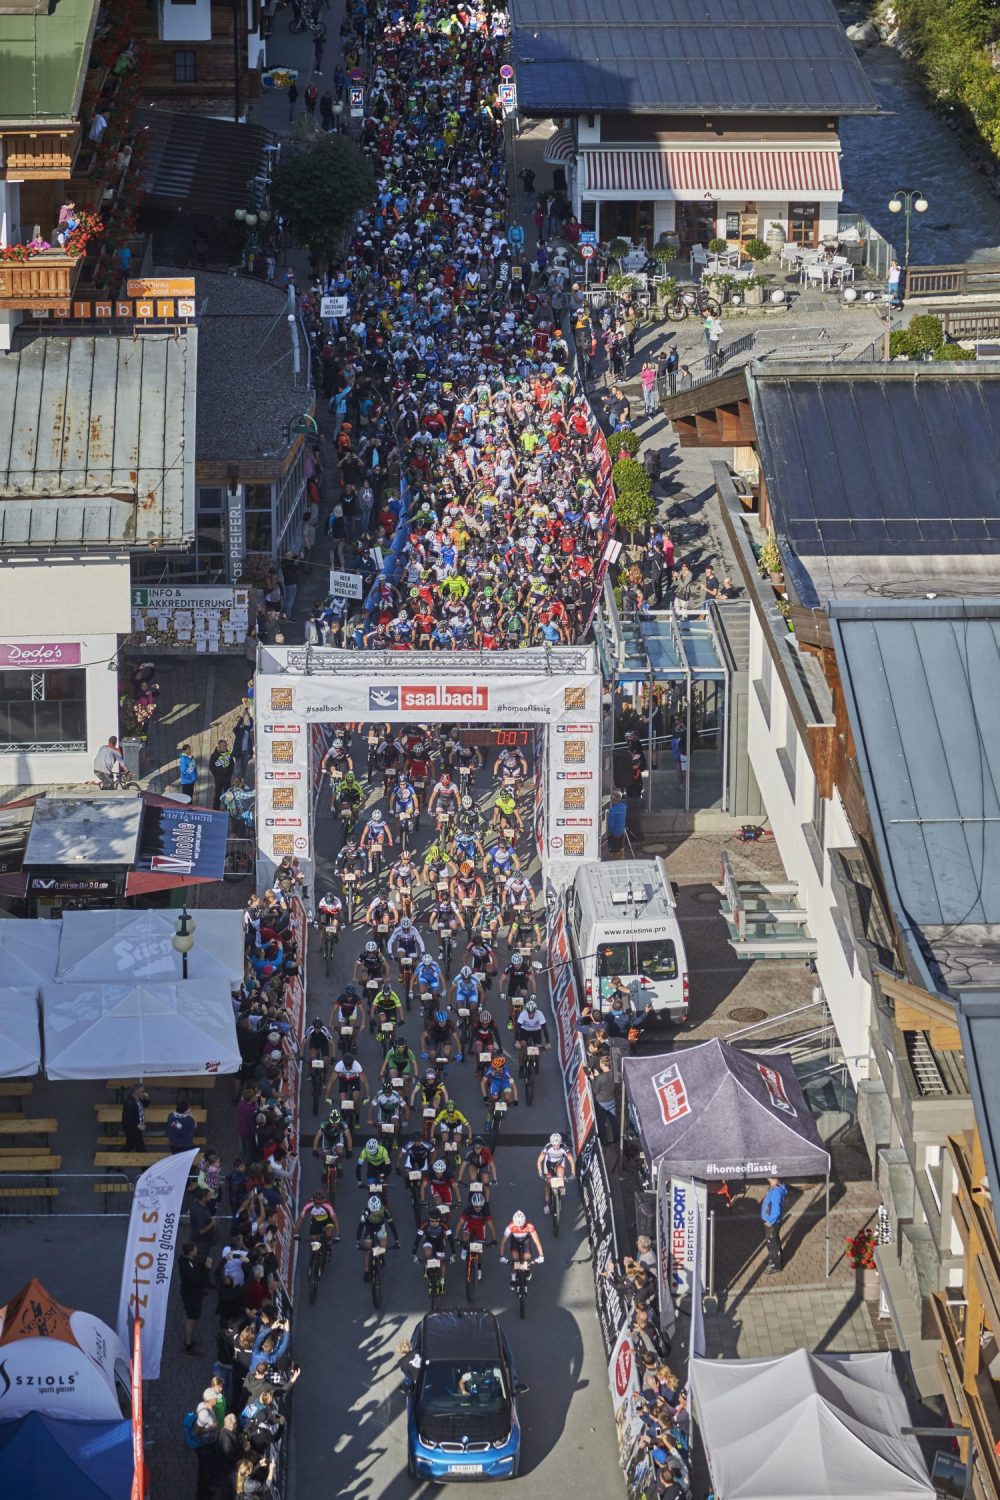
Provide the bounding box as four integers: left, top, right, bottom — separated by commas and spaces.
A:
289, 740, 620, 1496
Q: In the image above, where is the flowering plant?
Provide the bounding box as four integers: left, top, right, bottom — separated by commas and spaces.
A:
845, 1227, 876, 1269
1, 210, 103, 263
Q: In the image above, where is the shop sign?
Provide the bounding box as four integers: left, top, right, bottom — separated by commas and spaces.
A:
0, 643, 81, 668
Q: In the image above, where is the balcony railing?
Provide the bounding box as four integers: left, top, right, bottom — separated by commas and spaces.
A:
0, 128, 78, 180
0, 253, 82, 309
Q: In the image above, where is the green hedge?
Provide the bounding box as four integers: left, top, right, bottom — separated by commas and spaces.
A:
606, 430, 641, 459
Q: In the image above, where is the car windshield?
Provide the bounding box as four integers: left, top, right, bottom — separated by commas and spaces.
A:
420, 1361, 508, 1416
636, 938, 678, 981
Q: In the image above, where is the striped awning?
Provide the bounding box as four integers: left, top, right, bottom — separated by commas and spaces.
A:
542, 127, 575, 166
581, 149, 842, 198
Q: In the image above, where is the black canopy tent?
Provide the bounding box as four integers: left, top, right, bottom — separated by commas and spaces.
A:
621, 1038, 833, 1281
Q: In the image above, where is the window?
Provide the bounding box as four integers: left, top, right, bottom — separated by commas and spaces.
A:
0, 668, 87, 751
173, 49, 196, 81
597, 940, 677, 982
788, 203, 819, 247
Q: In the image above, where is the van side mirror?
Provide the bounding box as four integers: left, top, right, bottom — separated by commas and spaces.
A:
515, 1382, 530, 1394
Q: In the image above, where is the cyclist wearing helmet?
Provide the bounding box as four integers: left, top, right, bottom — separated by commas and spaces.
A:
356, 1136, 392, 1189
427, 769, 460, 830
390, 771, 420, 826
462, 1133, 498, 1195
336, 837, 364, 903
328, 986, 365, 1045
420, 1007, 459, 1062
494, 742, 528, 786
369, 1084, 408, 1133
332, 1050, 368, 1108
499, 1210, 544, 1279
413, 952, 444, 1002
486, 834, 520, 894
537, 1131, 576, 1213
312, 1105, 352, 1163
451, 859, 485, 914
316, 891, 344, 940
422, 1154, 459, 1215
413, 1202, 456, 1263
365, 891, 398, 946
491, 784, 523, 835
514, 995, 550, 1066
303, 1014, 334, 1064
295, 1189, 341, 1249
422, 838, 456, 893
357, 1193, 400, 1281
450, 963, 481, 1016
322, 736, 354, 795
469, 1006, 504, 1065
458, 1190, 497, 1253
428, 890, 460, 937
380, 1034, 418, 1085
333, 767, 364, 824
410, 1068, 446, 1117
388, 853, 421, 918
370, 975, 404, 1037
482, 1052, 519, 1106
465, 929, 497, 985
360, 806, 394, 872
433, 1097, 471, 1146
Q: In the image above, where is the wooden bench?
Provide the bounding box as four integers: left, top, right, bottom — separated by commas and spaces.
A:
94, 1150, 201, 1171
0, 1118, 57, 1147
94, 1105, 207, 1127
0, 1080, 33, 1113
0, 1154, 61, 1215
96, 1134, 206, 1149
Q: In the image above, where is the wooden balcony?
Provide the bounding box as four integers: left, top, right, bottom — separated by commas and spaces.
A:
1, 129, 79, 181
0, 253, 82, 310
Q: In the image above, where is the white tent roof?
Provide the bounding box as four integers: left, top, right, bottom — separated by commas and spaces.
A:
0, 919, 60, 991
42, 981, 240, 1079
55, 908, 245, 986
690, 1349, 935, 1500
0, 989, 41, 1078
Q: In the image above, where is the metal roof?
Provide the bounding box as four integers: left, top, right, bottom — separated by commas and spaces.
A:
136, 109, 276, 221
829, 600, 1000, 997
24, 796, 143, 868
0, 0, 98, 123
0, 333, 196, 549
746, 364, 1000, 607
509, 0, 881, 116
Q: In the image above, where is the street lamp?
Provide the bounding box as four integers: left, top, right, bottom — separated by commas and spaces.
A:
172, 907, 197, 980
887, 188, 928, 270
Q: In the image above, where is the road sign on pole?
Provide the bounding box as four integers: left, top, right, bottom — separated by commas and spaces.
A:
349, 85, 364, 117
579, 243, 595, 260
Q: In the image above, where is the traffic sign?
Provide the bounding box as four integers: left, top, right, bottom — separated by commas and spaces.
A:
579, 230, 598, 246
500, 64, 514, 79
499, 83, 515, 104
349, 85, 364, 117
579, 243, 595, 260
328, 570, 363, 601
320, 295, 349, 319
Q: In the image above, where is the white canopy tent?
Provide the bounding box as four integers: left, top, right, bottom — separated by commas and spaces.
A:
689, 1348, 935, 1500
0, 988, 42, 1077
0, 1278, 130, 1421
0, 919, 60, 990
55, 908, 245, 987
41, 981, 240, 1079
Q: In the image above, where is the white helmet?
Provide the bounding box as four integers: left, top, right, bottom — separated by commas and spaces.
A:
512, 1209, 526, 1228
367, 1195, 383, 1213
549, 1133, 562, 1149
372, 809, 383, 823
365, 1138, 379, 1154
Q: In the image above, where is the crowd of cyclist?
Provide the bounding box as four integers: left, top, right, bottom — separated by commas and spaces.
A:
300, 720, 576, 1300
294, 0, 614, 650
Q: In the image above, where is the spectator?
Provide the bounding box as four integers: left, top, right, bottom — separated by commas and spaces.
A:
178, 743, 198, 800
179, 1242, 212, 1355
190, 1189, 217, 1262
606, 790, 627, 859
121, 1083, 147, 1152
167, 1094, 196, 1154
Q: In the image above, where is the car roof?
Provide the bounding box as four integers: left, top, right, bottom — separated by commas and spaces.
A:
419, 1309, 503, 1361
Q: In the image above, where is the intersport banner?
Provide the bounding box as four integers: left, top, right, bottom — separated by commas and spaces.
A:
547, 902, 595, 1155
116, 1147, 198, 1379
255, 646, 602, 876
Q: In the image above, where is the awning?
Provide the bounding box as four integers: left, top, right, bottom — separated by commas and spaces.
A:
581, 148, 842, 199
128, 802, 229, 895
543, 127, 575, 166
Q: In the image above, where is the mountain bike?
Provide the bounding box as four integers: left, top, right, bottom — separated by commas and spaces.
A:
322, 920, 339, 978
406, 1165, 426, 1226
370, 1243, 386, 1309
487, 1095, 509, 1153
512, 1258, 533, 1319
439, 931, 454, 981
307, 1235, 330, 1304
549, 1174, 565, 1237
424, 1254, 446, 1311
521, 1042, 541, 1106
399, 955, 414, 1012
465, 1238, 485, 1303
310, 1057, 327, 1115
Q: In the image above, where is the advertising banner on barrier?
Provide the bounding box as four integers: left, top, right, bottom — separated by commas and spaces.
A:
547, 903, 595, 1155
579, 1132, 626, 1357
273, 897, 307, 1293
655, 1165, 708, 1339
116, 1148, 198, 1379
255, 647, 602, 873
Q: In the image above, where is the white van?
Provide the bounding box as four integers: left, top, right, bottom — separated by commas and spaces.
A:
568, 859, 689, 1024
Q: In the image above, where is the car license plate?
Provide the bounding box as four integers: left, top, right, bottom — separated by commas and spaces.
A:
451, 1464, 483, 1475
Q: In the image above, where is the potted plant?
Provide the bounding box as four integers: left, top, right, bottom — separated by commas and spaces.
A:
744, 237, 770, 264
655, 275, 678, 318
846, 1226, 878, 1299
743, 273, 770, 308
607, 430, 641, 459
759, 530, 783, 585
707, 237, 727, 256
652, 237, 679, 267
608, 237, 631, 268
766, 220, 786, 256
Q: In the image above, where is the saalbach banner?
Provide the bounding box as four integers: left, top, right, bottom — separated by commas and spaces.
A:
116, 1147, 198, 1379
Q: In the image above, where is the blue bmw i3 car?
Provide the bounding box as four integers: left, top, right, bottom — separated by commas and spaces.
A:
404, 1309, 526, 1482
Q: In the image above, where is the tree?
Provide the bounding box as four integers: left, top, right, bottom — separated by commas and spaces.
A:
271, 134, 376, 260
611, 458, 655, 540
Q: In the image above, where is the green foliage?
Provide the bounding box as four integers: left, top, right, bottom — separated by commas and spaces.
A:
612, 457, 652, 497
608, 238, 631, 261
271, 134, 376, 259
907, 313, 946, 352
606, 273, 639, 295
894, 0, 1000, 155
889, 328, 916, 358
652, 238, 679, 261
744, 238, 771, 261
607, 430, 641, 458
707, 237, 727, 254
612, 484, 656, 534
933, 341, 977, 360
759, 531, 782, 576
655, 276, 678, 306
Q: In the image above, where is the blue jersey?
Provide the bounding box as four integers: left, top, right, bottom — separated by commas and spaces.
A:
486, 1069, 513, 1098
489, 844, 516, 872
415, 961, 443, 992
454, 979, 479, 1006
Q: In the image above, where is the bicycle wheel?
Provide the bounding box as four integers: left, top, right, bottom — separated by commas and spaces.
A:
524, 1063, 534, 1107
704, 297, 722, 317
667, 300, 688, 322
517, 1280, 526, 1319
466, 1254, 477, 1303
552, 1189, 561, 1238
307, 1256, 319, 1304
489, 1110, 501, 1154
371, 1260, 383, 1309
311, 1069, 322, 1116
324, 939, 332, 980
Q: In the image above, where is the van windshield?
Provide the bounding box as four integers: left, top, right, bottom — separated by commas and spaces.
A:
636, 939, 678, 982
596, 944, 632, 978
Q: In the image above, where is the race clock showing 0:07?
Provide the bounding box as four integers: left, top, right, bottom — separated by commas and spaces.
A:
460, 729, 531, 748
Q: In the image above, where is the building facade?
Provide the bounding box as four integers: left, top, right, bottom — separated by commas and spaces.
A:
132, 0, 266, 120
